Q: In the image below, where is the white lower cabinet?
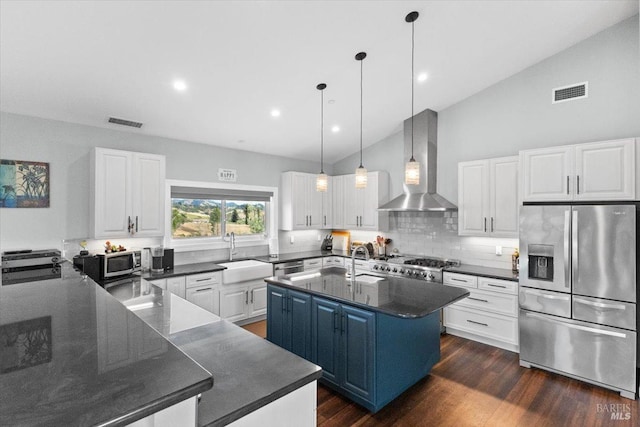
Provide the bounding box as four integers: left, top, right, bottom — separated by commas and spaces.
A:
220, 280, 268, 323
443, 273, 519, 352
167, 276, 186, 299
303, 257, 323, 271
185, 272, 221, 315
186, 285, 219, 315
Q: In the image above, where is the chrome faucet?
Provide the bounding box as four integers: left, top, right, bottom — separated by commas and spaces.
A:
226, 232, 237, 261
351, 244, 370, 283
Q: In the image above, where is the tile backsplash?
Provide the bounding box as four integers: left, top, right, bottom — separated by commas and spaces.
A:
348, 211, 518, 270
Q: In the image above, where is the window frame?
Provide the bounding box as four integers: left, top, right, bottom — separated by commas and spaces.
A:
165, 179, 278, 252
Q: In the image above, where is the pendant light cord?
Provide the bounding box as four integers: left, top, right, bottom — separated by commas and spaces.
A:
410, 18, 415, 162
320, 87, 324, 174
359, 56, 364, 168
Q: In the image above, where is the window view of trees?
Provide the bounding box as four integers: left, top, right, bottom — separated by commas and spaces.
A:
171, 198, 265, 239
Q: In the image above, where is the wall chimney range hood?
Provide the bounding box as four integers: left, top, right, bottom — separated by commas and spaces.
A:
378, 109, 457, 212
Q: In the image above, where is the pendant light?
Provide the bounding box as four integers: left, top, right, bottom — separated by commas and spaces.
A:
404, 11, 420, 186
316, 83, 328, 192
355, 51, 367, 189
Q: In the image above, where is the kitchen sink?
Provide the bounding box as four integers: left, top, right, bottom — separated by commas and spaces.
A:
218, 259, 273, 284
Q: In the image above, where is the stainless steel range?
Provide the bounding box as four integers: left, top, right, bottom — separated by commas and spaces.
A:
369, 256, 460, 283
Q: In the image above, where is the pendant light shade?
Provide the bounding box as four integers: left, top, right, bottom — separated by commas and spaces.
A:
316, 83, 328, 192
404, 11, 420, 186
355, 51, 367, 189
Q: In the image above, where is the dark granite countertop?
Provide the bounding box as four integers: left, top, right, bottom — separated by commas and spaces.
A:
266, 267, 470, 318
0, 263, 213, 427
444, 264, 519, 282
139, 261, 226, 280
171, 322, 322, 427
253, 250, 351, 264
107, 276, 322, 427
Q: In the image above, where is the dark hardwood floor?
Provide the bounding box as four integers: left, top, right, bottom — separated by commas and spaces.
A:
242, 320, 638, 426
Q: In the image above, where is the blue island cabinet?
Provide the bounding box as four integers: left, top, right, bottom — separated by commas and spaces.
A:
266, 284, 312, 359
311, 296, 441, 413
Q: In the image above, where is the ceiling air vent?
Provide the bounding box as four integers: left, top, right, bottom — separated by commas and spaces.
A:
552, 82, 588, 104
108, 117, 143, 128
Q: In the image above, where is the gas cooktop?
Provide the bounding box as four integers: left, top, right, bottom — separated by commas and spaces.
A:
369, 255, 460, 283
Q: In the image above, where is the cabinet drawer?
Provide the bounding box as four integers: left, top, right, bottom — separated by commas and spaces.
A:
186, 272, 221, 288
323, 257, 345, 268
303, 258, 323, 270
478, 277, 518, 295
452, 288, 518, 317
443, 272, 478, 289
444, 306, 518, 345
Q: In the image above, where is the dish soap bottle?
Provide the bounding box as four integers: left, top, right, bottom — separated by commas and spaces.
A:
512, 248, 520, 272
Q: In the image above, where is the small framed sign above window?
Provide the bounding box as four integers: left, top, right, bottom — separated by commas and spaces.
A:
218, 168, 237, 182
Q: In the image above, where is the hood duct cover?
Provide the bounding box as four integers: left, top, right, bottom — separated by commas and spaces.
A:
378, 109, 457, 212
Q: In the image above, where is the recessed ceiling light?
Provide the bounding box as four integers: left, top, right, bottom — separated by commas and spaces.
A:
328, 99, 336, 104
417, 72, 428, 82
271, 109, 281, 117
173, 80, 187, 91
331, 125, 340, 133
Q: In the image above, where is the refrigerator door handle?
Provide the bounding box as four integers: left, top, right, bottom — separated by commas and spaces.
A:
574, 297, 626, 311
572, 210, 578, 287
524, 311, 627, 338
522, 288, 570, 300
563, 210, 571, 288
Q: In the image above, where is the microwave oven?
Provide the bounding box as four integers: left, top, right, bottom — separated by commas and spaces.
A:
74, 250, 141, 283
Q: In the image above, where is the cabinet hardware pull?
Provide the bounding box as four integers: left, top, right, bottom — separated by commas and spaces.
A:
334, 312, 339, 331
467, 319, 488, 327
196, 278, 210, 282
250, 289, 254, 304
566, 176, 570, 195
490, 217, 494, 232
451, 278, 467, 283
245, 291, 249, 305
341, 313, 346, 334
484, 217, 487, 232
135, 216, 138, 232
310, 215, 312, 225
194, 287, 211, 292
468, 297, 489, 303
128, 216, 133, 233
487, 284, 506, 288
324, 215, 326, 226
577, 175, 580, 194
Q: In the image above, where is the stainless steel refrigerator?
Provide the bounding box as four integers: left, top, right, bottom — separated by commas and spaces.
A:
519, 204, 638, 399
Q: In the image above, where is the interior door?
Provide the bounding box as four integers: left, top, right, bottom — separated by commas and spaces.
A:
572, 205, 636, 302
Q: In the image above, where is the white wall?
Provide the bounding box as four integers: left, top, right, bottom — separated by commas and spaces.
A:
0, 112, 323, 251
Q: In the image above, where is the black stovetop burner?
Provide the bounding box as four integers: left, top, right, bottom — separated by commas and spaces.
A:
404, 258, 447, 268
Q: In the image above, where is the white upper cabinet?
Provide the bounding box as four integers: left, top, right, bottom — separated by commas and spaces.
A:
91, 148, 166, 239
458, 156, 519, 238
280, 172, 330, 230
331, 175, 345, 230
342, 171, 389, 231
574, 139, 635, 200
521, 138, 636, 202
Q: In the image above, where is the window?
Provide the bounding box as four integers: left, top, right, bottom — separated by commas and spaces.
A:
167, 181, 276, 248
171, 198, 266, 239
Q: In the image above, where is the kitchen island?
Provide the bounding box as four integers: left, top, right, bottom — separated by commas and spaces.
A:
265, 267, 470, 412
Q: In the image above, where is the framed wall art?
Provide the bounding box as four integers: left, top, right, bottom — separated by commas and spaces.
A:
0, 159, 50, 208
